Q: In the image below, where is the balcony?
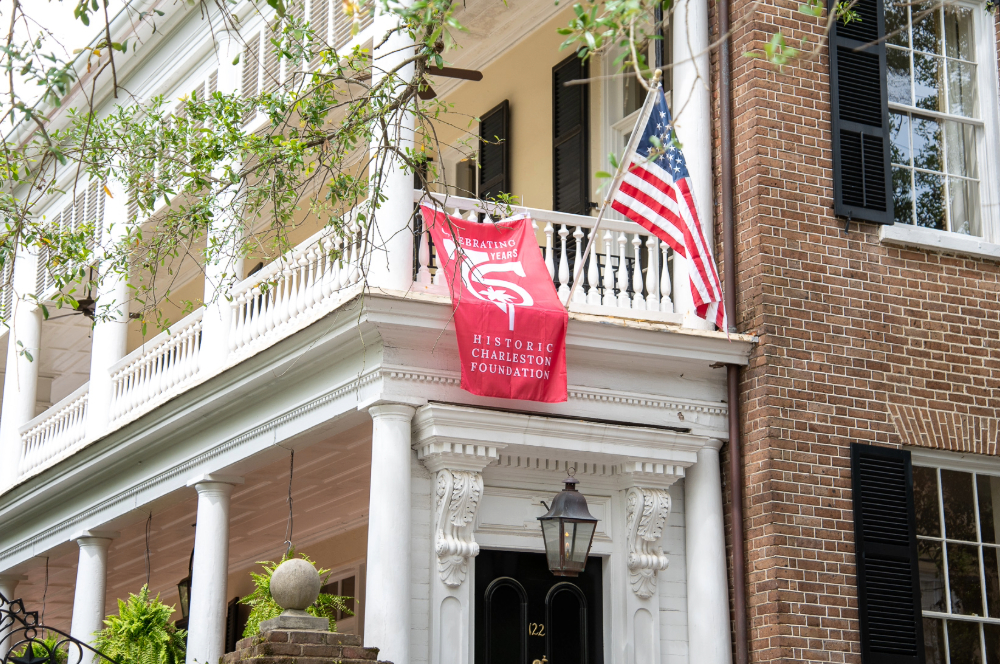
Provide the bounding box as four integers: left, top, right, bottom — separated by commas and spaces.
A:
4, 188, 703, 488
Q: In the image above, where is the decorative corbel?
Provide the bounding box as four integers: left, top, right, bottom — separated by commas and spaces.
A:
434, 468, 483, 587
625, 486, 672, 598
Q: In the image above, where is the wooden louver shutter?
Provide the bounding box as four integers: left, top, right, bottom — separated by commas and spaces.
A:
478, 100, 510, 201
552, 53, 590, 215
850, 443, 923, 663
830, 0, 893, 224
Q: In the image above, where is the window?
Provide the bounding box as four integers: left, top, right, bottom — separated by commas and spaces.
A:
913, 463, 1000, 663
886, 2, 984, 235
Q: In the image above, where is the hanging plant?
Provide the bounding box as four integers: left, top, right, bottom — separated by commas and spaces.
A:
94, 585, 186, 664
239, 552, 353, 637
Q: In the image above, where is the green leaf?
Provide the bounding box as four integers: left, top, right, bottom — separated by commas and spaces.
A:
232, 53, 241, 65
595, 170, 612, 178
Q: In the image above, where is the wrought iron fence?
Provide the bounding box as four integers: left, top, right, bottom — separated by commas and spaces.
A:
0, 592, 116, 664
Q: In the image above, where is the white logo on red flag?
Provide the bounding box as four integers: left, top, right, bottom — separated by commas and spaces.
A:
422, 205, 568, 403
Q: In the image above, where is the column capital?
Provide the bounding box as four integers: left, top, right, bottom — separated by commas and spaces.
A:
186, 473, 244, 490
71, 530, 120, 543
368, 403, 417, 422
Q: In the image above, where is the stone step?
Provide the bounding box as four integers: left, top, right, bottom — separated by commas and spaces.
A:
224, 629, 385, 664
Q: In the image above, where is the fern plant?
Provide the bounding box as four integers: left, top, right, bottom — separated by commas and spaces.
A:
11, 634, 69, 664
94, 586, 186, 664
239, 552, 353, 637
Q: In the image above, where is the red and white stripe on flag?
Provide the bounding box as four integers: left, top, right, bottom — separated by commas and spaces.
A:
609, 89, 727, 331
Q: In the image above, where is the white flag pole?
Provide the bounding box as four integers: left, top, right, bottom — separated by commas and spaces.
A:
564, 69, 662, 310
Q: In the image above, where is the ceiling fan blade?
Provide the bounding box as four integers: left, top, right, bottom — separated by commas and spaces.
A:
417, 78, 438, 100
429, 67, 483, 82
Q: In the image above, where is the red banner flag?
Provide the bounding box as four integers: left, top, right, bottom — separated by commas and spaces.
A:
421, 205, 568, 403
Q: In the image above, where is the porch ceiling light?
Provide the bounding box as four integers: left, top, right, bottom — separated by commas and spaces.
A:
537, 472, 598, 577
176, 573, 191, 620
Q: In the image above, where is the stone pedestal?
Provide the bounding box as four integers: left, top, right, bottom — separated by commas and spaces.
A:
222, 629, 390, 664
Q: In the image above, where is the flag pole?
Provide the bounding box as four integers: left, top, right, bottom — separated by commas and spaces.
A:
564, 69, 662, 310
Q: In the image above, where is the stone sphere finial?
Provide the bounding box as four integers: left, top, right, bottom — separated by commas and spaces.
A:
270, 558, 321, 611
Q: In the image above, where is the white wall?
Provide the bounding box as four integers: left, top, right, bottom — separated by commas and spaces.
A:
660, 481, 688, 664
411, 455, 433, 664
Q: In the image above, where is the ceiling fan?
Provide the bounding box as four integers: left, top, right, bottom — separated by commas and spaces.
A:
417, 64, 484, 100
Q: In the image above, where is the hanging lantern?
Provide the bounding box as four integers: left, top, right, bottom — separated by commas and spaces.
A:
177, 548, 194, 620
537, 473, 599, 577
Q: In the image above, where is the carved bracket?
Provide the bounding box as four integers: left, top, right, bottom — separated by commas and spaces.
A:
435, 468, 483, 587
625, 486, 671, 599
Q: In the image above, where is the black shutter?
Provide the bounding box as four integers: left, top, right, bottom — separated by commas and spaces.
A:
552, 53, 590, 215
851, 443, 924, 664
479, 100, 510, 201
830, 0, 894, 224
224, 596, 241, 653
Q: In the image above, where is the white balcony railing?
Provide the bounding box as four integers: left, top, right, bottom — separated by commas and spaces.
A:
14, 192, 690, 484
18, 384, 90, 477
413, 192, 680, 323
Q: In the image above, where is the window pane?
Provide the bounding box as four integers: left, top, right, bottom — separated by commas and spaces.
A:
979, 477, 1000, 545
984, 547, 1000, 618
987, 623, 1000, 664
945, 121, 978, 178
926, 617, 947, 664
948, 620, 983, 663
915, 465, 941, 537
947, 542, 984, 615
914, 171, 946, 230
920, 540, 948, 612
888, 47, 913, 104
914, 52, 944, 112
944, 6, 975, 61
912, 116, 943, 172
942, 469, 978, 541
948, 178, 981, 237
886, 1, 910, 47
893, 168, 914, 224
947, 60, 978, 118
912, 2, 943, 55
890, 112, 912, 165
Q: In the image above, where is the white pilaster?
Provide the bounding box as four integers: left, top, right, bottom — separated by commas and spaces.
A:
86, 181, 130, 437
0, 574, 27, 659
365, 404, 416, 664
0, 248, 43, 490
414, 440, 501, 664
185, 475, 243, 664
672, 0, 716, 330
366, 5, 415, 293
70, 530, 119, 647
200, 31, 244, 374
685, 442, 733, 664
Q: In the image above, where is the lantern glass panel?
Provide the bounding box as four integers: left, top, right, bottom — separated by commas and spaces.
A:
567, 520, 596, 568
541, 519, 563, 570
177, 579, 191, 619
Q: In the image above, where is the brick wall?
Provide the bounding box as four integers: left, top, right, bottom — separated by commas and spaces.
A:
713, 3, 1000, 662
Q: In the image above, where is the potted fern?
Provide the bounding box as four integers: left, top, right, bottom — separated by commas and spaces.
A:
239, 553, 352, 637
94, 586, 186, 664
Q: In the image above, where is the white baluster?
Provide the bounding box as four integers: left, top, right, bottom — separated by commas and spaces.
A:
645, 235, 660, 310
587, 228, 601, 306
327, 236, 341, 295
616, 232, 629, 308
348, 222, 361, 286
557, 225, 570, 302
544, 223, 554, 280
660, 241, 673, 312
572, 226, 585, 304
602, 230, 615, 307
417, 227, 431, 285
631, 233, 645, 310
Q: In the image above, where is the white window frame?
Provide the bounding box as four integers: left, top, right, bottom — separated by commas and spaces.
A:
910, 447, 1000, 663
881, 1, 1000, 254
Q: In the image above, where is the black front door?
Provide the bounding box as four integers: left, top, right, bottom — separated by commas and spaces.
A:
474, 549, 603, 664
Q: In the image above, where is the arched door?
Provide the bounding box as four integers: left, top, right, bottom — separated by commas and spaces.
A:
475, 549, 603, 664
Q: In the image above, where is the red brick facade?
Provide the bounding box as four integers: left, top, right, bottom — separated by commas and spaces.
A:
712, 3, 1000, 662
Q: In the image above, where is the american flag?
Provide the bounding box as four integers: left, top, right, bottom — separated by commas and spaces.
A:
610, 87, 727, 331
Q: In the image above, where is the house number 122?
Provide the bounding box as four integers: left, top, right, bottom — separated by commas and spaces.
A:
528, 623, 545, 637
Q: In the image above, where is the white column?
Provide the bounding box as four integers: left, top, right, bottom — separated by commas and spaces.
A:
0, 574, 26, 659
200, 31, 244, 374
366, 5, 415, 293
70, 531, 119, 646
364, 404, 416, 664
185, 475, 243, 664
685, 442, 733, 664
86, 181, 130, 437
672, 0, 715, 330
0, 249, 43, 490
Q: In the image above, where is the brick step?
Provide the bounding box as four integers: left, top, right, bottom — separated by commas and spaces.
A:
223, 629, 389, 664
